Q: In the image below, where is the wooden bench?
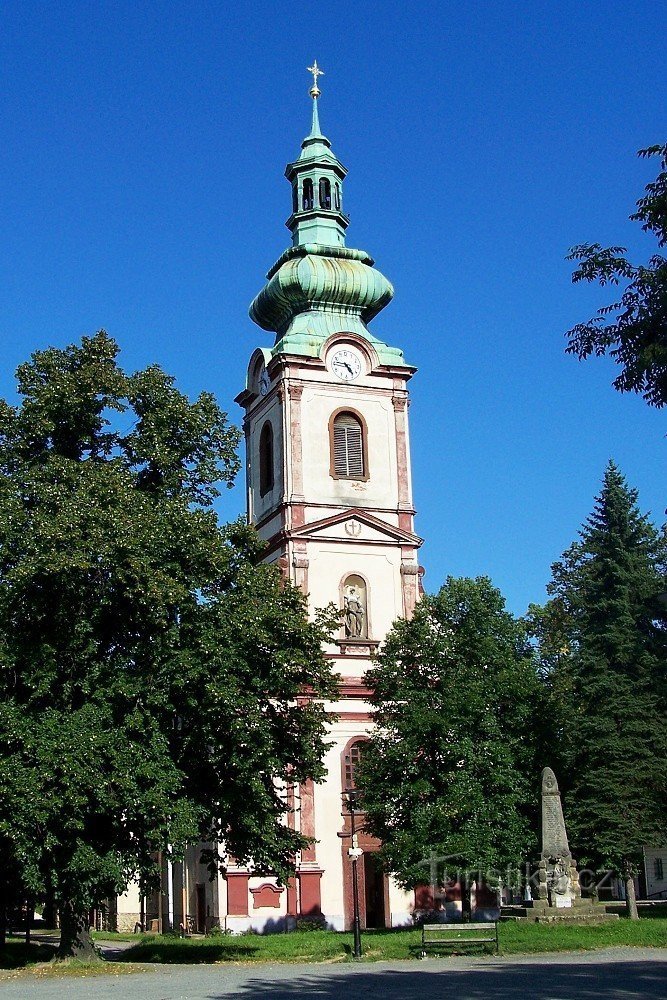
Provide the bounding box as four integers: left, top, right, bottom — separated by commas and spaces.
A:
420, 921, 499, 957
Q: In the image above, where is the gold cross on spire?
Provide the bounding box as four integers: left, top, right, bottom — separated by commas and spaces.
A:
307, 60, 324, 98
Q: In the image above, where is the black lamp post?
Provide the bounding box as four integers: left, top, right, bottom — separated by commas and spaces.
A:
345, 787, 363, 958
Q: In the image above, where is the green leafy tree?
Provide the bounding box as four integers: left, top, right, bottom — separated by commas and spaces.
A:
0, 332, 336, 958
566, 143, 667, 408
535, 462, 667, 917
358, 577, 542, 910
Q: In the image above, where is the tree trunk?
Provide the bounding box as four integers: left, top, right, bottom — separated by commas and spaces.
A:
0, 902, 6, 950
42, 882, 58, 929
460, 876, 472, 921
623, 866, 639, 921
56, 901, 99, 960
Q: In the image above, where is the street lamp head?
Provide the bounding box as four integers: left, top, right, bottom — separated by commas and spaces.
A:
345, 786, 361, 810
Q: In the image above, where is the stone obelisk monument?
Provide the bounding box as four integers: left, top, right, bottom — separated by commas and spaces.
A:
535, 767, 582, 909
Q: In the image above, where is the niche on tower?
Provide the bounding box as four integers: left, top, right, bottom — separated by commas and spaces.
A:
341, 574, 368, 640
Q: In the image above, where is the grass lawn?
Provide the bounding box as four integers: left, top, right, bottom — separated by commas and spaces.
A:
499, 915, 667, 955
0, 940, 57, 969
0, 938, 138, 980
110, 915, 667, 965
2, 916, 665, 978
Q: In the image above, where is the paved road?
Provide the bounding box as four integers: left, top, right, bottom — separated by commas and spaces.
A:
1, 948, 666, 999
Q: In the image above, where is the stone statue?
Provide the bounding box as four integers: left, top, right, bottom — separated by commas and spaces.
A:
550, 857, 571, 897
344, 591, 365, 638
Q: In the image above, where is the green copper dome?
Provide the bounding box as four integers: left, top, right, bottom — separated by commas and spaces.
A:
248, 76, 408, 367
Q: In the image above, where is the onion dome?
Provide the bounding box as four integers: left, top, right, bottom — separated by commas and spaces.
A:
248, 64, 406, 367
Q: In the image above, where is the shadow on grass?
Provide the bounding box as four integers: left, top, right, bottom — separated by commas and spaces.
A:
0, 940, 57, 969
117, 940, 260, 964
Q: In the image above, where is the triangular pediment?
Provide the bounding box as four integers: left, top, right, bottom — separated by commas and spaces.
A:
290, 508, 422, 546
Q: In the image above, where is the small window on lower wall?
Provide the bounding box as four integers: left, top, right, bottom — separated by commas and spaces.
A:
259, 421, 274, 497
655, 857, 664, 881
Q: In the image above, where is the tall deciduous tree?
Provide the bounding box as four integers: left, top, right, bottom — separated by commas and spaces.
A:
566, 143, 667, 408
0, 332, 336, 959
535, 462, 667, 917
358, 577, 542, 908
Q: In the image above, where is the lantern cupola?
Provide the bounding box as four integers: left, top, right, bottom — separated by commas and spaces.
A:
285, 61, 349, 248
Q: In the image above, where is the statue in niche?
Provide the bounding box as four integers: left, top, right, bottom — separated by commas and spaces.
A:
343, 578, 366, 639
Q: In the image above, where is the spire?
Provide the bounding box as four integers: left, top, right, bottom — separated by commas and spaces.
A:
306, 61, 325, 138
301, 60, 330, 153
284, 62, 348, 248
309, 89, 322, 138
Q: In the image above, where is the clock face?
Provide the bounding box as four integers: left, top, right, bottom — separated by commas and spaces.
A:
331, 348, 362, 382
259, 368, 270, 396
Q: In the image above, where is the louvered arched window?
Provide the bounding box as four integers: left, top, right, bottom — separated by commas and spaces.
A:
259, 422, 274, 497
332, 412, 365, 479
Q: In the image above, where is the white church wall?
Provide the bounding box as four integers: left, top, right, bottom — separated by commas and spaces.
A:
297, 386, 399, 511
302, 505, 401, 528
245, 875, 290, 933
306, 545, 404, 643
247, 395, 283, 523
116, 882, 141, 932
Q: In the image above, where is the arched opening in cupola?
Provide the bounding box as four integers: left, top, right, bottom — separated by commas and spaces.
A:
319, 177, 332, 210
302, 178, 314, 210
334, 182, 341, 210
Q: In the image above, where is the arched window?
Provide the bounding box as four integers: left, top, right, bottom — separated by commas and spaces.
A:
334, 182, 341, 210
302, 178, 314, 211
259, 422, 274, 497
343, 739, 365, 791
319, 177, 331, 210
292, 184, 298, 214
332, 412, 365, 479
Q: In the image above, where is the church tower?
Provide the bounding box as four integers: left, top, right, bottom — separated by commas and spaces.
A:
235, 65, 422, 931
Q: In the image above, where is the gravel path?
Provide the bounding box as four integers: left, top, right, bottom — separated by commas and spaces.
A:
1, 947, 666, 999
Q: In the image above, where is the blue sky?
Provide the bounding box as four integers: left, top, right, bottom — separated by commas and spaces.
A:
0, 1, 664, 615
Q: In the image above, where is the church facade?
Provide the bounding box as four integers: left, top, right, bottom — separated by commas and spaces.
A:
116, 70, 423, 934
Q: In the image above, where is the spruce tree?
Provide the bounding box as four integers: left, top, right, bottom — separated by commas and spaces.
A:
540, 462, 667, 917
